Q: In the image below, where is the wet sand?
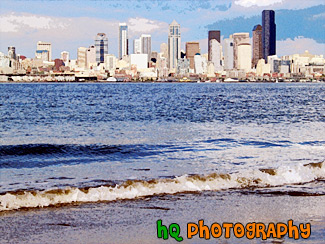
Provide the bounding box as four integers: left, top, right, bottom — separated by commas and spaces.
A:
1, 191, 325, 243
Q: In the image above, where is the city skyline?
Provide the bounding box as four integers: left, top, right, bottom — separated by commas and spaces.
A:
0, 0, 324, 59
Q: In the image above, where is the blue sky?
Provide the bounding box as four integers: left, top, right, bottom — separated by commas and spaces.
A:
0, 0, 324, 59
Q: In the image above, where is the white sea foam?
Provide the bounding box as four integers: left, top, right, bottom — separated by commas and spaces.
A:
0, 162, 324, 211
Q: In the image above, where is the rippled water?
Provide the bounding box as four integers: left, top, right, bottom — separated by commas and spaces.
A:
0, 83, 324, 211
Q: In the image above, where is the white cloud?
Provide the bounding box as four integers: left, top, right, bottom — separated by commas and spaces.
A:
311, 12, 325, 20
234, 0, 283, 7
127, 17, 168, 36
0, 13, 68, 32
277, 37, 325, 56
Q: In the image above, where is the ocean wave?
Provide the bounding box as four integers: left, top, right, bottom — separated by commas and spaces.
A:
0, 161, 324, 211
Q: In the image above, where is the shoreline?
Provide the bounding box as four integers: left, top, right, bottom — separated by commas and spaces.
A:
1, 191, 324, 243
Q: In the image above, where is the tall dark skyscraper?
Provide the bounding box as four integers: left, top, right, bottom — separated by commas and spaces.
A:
262, 10, 276, 62
208, 30, 220, 61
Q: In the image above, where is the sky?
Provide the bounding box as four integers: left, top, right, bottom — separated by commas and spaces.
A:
0, 0, 324, 59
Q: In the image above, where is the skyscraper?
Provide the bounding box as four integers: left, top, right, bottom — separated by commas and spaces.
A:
208, 30, 220, 61
87, 45, 96, 68
77, 47, 87, 68
262, 10, 276, 62
133, 38, 141, 54
119, 23, 128, 59
168, 20, 181, 70
209, 39, 222, 72
252, 25, 263, 67
233, 33, 250, 69
36, 41, 52, 61
95, 33, 108, 64
238, 43, 252, 72
223, 36, 234, 70
185, 42, 200, 70
141, 34, 152, 57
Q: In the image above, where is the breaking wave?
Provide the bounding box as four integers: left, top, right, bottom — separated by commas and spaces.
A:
0, 161, 324, 211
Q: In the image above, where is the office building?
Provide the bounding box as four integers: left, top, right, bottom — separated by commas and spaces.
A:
237, 43, 252, 72
119, 23, 128, 59
60, 51, 69, 63
223, 36, 234, 70
77, 47, 87, 68
87, 45, 96, 68
208, 30, 220, 61
233, 33, 250, 69
209, 39, 222, 72
160, 43, 168, 59
252, 24, 263, 67
168, 20, 181, 70
95, 33, 108, 64
133, 38, 141, 54
130, 54, 148, 70
185, 42, 200, 70
8, 46, 16, 60
36, 41, 52, 61
262, 10, 276, 61
141, 34, 151, 58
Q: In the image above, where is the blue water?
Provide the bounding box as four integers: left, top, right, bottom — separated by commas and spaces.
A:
0, 83, 324, 197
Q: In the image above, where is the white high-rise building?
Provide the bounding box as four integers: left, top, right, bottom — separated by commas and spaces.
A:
209, 39, 223, 72
95, 33, 108, 64
36, 41, 52, 61
223, 36, 234, 70
104, 54, 117, 74
194, 54, 207, 74
168, 20, 181, 70
133, 38, 141, 54
141, 34, 151, 57
77, 47, 87, 68
86, 45, 96, 68
237, 43, 252, 73
119, 23, 128, 59
233, 33, 250, 69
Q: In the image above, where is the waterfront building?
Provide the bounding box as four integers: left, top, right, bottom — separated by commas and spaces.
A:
60, 51, 69, 64
256, 59, 271, 76
168, 20, 181, 70
268, 55, 280, 73
36, 41, 52, 61
104, 54, 117, 75
223, 36, 234, 70
262, 10, 276, 62
185, 42, 200, 70
233, 33, 250, 69
133, 38, 141, 54
177, 58, 190, 76
119, 23, 128, 59
208, 30, 220, 61
252, 25, 263, 67
209, 39, 223, 72
237, 43, 252, 72
95, 33, 108, 64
